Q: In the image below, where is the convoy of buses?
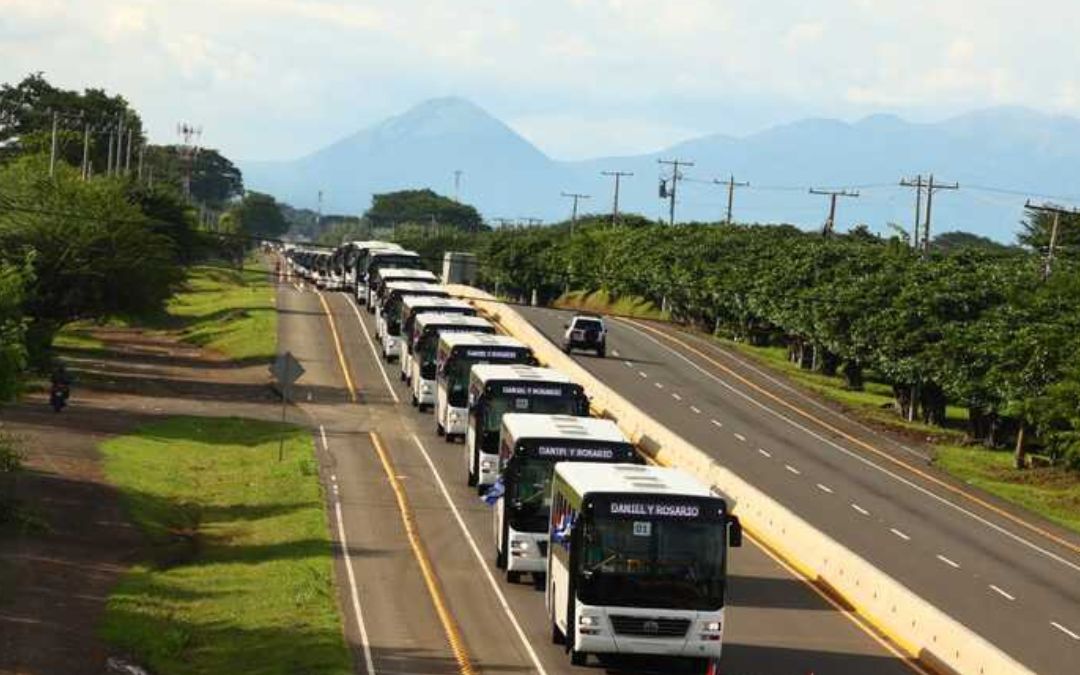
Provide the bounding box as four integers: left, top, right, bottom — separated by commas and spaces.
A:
284, 240, 742, 674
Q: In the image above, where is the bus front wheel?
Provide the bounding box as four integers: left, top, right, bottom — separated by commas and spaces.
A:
570, 648, 588, 667
551, 622, 565, 645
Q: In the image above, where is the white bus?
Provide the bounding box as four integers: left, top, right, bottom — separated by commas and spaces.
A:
376, 284, 450, 361
410, 315, 495, 410
363, 250, 427, 309
349, 240, 406, 295
492, 414, 639, 585
399, 297, 477, 383
369, 268, 438, 312
465, 365, 588, 492
547, 463, 741, 673
435, 334, 535, 442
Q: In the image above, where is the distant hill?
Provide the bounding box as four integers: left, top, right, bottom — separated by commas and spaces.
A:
241, 99, 1080, 242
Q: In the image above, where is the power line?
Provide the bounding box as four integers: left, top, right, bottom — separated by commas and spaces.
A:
601, 170, 633, 227
714, 174, 749, 224
657, 158, 694, 225
808, 188, 859, 237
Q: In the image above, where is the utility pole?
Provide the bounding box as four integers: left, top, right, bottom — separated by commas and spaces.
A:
809, 188, 859, 237
920, 174, 959, 256
601, 170, 633, 226
125, 127, 133, 174
714, 174, 749, 224
81, 123, 90, 180
1025, 201, 1080, 279
900, 175, 925, 248
106, 129, 115, 177
137, 144, 145, 182
116, 114, 124, 176
561, 192, 590, 236
177, 122, 202, 201
658, 158, 694, 225
48, 110, 59, 178
453, 169, 463, 202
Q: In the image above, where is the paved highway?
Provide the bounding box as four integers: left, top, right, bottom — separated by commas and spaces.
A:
278, 273, 921, 674
514, 305, 1080, 674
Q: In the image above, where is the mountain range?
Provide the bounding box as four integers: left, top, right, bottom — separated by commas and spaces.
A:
240, 97, 1080, 242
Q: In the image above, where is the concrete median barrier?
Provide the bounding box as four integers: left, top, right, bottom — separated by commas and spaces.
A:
448, 284, 1031, 675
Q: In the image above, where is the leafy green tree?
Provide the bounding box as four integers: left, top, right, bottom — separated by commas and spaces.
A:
365, 189, 483, 232
229, 191, 288, 240
142, 146, 244, 208
932, 230, 1015, 254
0, 258, 30, 400
1017, 211, 1080, 258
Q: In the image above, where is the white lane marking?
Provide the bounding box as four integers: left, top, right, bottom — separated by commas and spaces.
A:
989, 585, 1015, 601
690, 405, 701, 414
733, 433, 746, 442
409, 434, 549, 674
890, 528, 911, 541
1051, 621, 1080, 640
331, 474, 338, 482
616, 320, 1080, 574
852, 503, 870, 516
323, 426, 377, 675
785, 464, 801, 475
345, 296, 400, 404
816, 483, 834, 494
611, 349, 621, 357
638, 371, 648, 378
320, 425, 329, 450
758, 448, 772, 458
710, 419, 723, 428
936, 554, 961, 569
654, 382, 664, 389
671, 392, 682, 401
623, 361, 633, 368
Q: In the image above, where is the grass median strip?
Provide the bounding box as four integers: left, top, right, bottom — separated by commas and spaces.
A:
100, 416, 349, 675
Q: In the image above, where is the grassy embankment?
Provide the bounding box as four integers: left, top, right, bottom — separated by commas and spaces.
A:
55, 260, 276, 363
564, 293, 1079, 534
100, 417, 349, 674
555, 289, 670, 321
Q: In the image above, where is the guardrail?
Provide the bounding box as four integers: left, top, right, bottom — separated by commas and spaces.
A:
447, 284, 1031, 675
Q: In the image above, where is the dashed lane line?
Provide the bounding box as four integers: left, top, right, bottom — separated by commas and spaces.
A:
654, 382, 664, 389
852, 503, 870, 516
891, 528, 911, 541
733, 433, 746, 442
322, 425, 377, 675
638, 371, 648, 378
758, 448, 772, 458
989, 585, 1015, 601
1051, 621, 1080, 641
936, 555, 961, 569
671, 392, 683, 401
817, 483, 834, 494
409, 433, 549, 674
711, 419, 723, 428
785, 464, 801, 476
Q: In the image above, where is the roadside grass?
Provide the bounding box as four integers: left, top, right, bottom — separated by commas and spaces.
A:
100, 416, 349, 675
555, 289, 670, 321
935, 445, 1080, 534
720, 339, 968, 442
52, 323, 106, 352
165, 263, 276, 363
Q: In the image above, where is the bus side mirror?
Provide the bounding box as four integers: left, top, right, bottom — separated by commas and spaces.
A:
727, 515, 743, 548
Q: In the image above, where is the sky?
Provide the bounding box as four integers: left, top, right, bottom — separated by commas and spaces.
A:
2, 0, 1078, 162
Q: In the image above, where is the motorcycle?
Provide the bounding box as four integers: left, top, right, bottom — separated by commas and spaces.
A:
49, 383, 70, 412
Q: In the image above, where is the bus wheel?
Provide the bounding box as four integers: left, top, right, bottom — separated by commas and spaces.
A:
551, 622, 565, 645
467, 460, 477, 486
507, 570, 522, 584
495, 546, 506, 569
570, 648, 588, 666
436, 421, 445, 437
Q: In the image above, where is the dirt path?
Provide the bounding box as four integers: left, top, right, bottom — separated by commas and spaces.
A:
0, 325, 282, 674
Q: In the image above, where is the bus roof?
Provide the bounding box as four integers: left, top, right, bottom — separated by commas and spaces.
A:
376, 268, 437, 281
415, 313, 493, 330
384, 281, 446, 293
554, 463, 711, 498
502, 414, 628, 444
470, 364, 573, 386
369, 249, 419, 260
346, 240, 402, 251
439, 332, 526, 350
401, 296, 472, 312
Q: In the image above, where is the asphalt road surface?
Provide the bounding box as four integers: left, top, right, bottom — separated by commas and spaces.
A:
514, 305, 1080, 675
279, 277, 923, 674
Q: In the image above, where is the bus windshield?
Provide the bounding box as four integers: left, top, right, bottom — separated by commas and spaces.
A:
507, 456, 554, 532
483, 395, 581, 434
577, 515, 725, 610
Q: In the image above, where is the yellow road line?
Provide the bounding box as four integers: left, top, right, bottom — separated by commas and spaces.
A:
316, 290, 357, 403
369, 432, 476, 675
623, 317, 1080, 557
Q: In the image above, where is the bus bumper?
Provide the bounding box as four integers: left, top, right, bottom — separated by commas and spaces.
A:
446, 407, 467, 436
478, 450, 499, 487
573, 603, 725, 660
415, 377, 435, 405
506, 528, 547, 573
383, 336, 401, 358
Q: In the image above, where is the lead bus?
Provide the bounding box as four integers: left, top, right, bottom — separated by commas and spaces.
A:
465, 365, 589, 492
492, 414, 639, 585
547, 463, 742, 673
435, 333, 535, 442
399, 297, 477, 384
410, 315, 495, 410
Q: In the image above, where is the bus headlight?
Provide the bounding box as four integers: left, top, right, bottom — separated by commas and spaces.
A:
703, 621, 721, 632
510, 540, 529, 551
420, 382, 431, 393
699, 620, 722, 641
449, 411, 460, 423
481, 459, 494, 470
578, 614, 601, 635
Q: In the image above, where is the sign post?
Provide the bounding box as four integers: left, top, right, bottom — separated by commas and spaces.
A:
269, 352, 305, 461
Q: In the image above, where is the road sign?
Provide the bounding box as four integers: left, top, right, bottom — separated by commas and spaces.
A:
270, 351, 305, 388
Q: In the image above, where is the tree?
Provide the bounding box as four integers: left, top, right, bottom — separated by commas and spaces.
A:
229, 191, 288, 240
1018, 211, 1080, 258
143, 146, 244, 208
0, 258, 30, 400
933, 230, 1015, 254
364, 189, 483, 231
